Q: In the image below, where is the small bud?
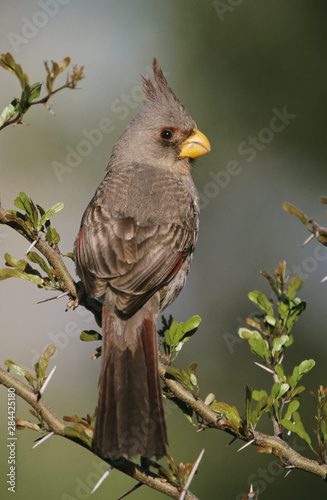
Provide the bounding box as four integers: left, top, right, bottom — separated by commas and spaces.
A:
204, 393, 215, 406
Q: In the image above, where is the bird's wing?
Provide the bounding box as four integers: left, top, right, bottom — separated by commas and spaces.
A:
76, 165, 197, 316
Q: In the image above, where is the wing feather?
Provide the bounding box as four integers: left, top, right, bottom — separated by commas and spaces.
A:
76, 164, 198, 315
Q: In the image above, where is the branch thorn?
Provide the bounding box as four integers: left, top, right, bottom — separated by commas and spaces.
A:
116, 482, 143, 499
254, 362, 274, 374
227, 436, 237, 447
38, 365, 56, 400
302, 233, 316, 247
179, 448, 205, 500
25, 237, 40, 255
91, 466, 114, 494
37, 291, 69, 304
237, 439, 255, 453
32, 431, 54, 449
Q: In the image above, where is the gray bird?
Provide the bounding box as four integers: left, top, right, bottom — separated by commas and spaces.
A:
75, 58, 210, 460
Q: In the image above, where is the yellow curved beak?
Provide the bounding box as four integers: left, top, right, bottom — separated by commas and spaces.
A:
179, 129, 211, 158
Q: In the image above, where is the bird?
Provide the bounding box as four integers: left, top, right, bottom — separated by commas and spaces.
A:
74, 58, 210, 460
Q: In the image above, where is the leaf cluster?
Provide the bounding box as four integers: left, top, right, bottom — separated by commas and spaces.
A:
238, 263, 321, 454
7, 345, 56, 432
160, 315, 201, 361
0, 52, 84, 129
6, 344, 56, 394
283, 199, 327, 247
0, 193, 69, 290
154, 453, 199, 491
63, 414, 94, 448
239, 262, 306, 368
311, 386, 327, 464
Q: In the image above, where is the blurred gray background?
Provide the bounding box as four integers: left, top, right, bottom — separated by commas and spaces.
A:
1, 1, 327, 499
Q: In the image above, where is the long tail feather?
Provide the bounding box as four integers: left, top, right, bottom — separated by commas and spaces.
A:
93, 303, 167, 459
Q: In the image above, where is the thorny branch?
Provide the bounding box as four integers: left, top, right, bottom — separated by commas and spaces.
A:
0, 205, 102, 322
1, 200, 327, 498
0, 367, 198, 500
159, 362, 327, 481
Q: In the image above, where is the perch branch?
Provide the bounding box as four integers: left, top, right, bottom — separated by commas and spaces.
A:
159, 363, 327, 482
0, 205, 76, 297
0, 367, 198, 499
2, 199, 327, 492
0, 205, 102, 321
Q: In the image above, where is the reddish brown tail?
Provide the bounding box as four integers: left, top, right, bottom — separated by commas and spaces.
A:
92, 304, 167, 460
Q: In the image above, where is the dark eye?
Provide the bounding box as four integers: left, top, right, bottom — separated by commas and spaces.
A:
160, 129, 173, 140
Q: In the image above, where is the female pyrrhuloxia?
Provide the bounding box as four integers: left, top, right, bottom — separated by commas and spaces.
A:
75, 58, 210, 459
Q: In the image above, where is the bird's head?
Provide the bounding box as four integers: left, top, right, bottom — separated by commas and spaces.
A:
109, 58, 211, 175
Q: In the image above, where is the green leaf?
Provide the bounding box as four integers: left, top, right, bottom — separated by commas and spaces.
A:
271, 382, 281, 399
274, 364, 286, 382
0, 268, 25, 281
252, 395, 274, 426
14, 192, 38, 228
35, 354, 47, 381
272, 335, 290, 356
171, 323, 184, 349
27, 82, 41, 103
46, 226, 60, 245
183, 315, 201, 333
265, 314, 276, 326
271, 382, 289, 400
289, 367, 299, 388
4, 253, 27, 269
290, 386, 305, 397
211, 402, 242, 428
21, 271, 44, 286
298, 359, 315, 375
164, 316, 201, 358
252, 390, 268, 401
165, 366, 193, 391
284, 400, 300, 420
80, 330, 102, 342
34, 346, 56, 384
279, 383, 290, 397
248, 291, 274, 315
164, 326, 172, 347
63, 252, 74, 260
278, 300, 289, 321
286, 300, 306, 331
27, 251, 56, 284
238, 327, 262, 340
289, 360, 315, 388
286, 276, 304, 299
284, 334, 294, 347
0, 261, 44, 287
5, 210, 33, 236
248, 337, 270, 362
38, 202, 64, 230
0, 101, 18, 126
0, 52, 29, 89
5, 360, 28, 378
283, 202, 311, 230
282, 412, 312, 447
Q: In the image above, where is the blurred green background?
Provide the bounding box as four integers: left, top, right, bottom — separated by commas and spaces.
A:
1, 1, 327, 499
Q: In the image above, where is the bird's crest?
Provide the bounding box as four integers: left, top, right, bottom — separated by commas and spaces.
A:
142, 58, 174, 102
